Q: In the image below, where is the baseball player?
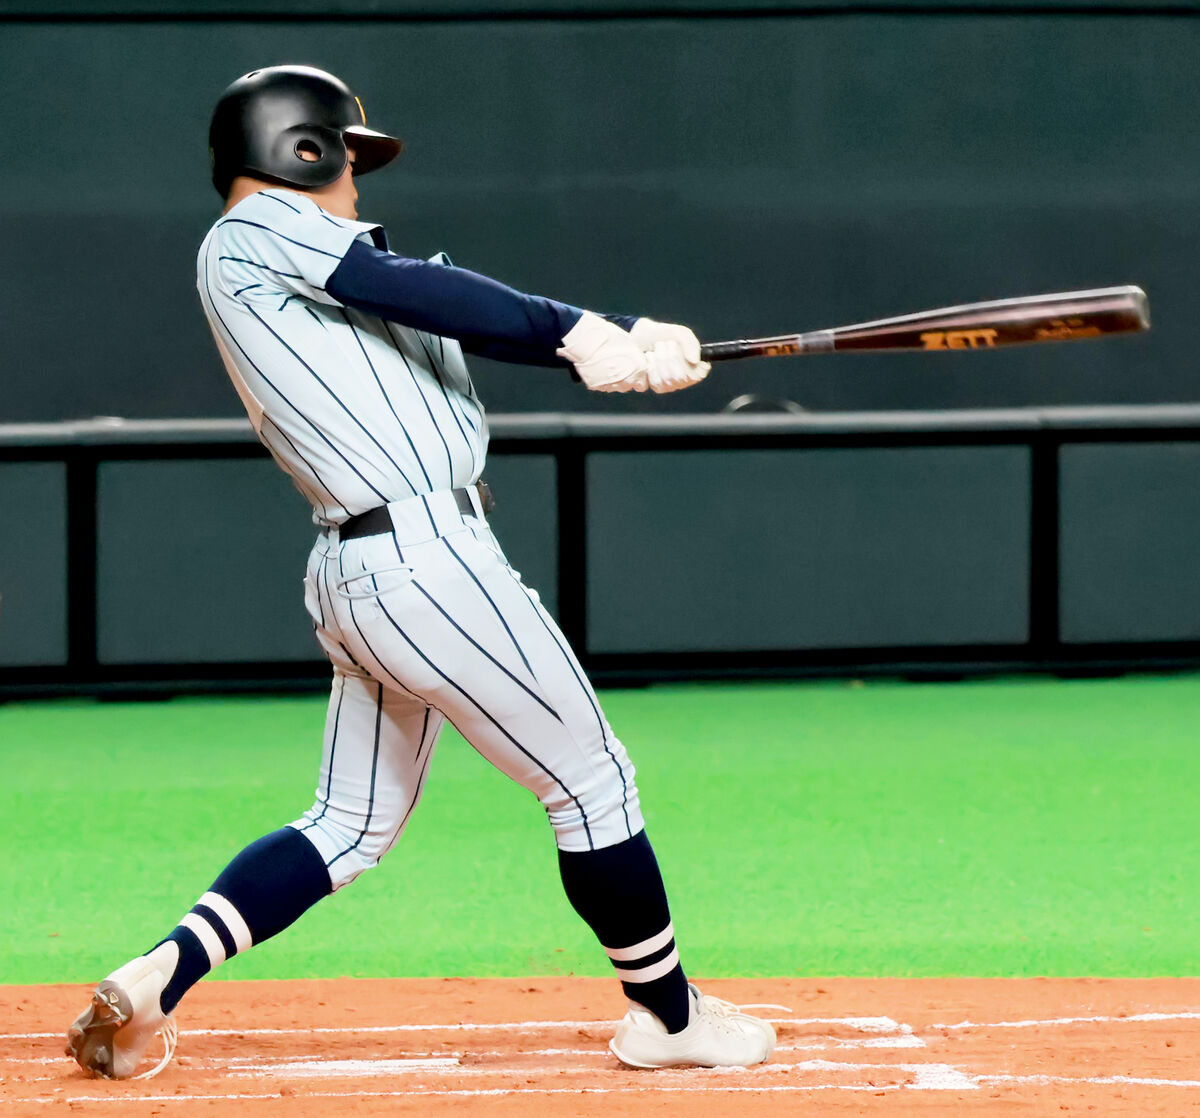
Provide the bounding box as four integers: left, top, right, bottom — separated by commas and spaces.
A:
66, 65, 775, 1080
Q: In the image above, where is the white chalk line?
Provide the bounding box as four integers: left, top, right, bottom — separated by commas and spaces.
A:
777, 1035, 926, 1051
8, 1008, 1200, 1044
4, 1085, 909, 1102
227, 1057, 945, 1082
932, 1009, 1200, 1031
230, 1056, 460, 1079
980, 1073, 1200, 1089
0, 1036, 921, 1079
0, 1013, 895, 1043
0, 1020, 605, 1041
791, 1059, 974, 1091
18, 1008, 1200, 1044
12, 1067, 1200, 1104
4, 1034, 924, 1067
9, 1059, 1200, 1102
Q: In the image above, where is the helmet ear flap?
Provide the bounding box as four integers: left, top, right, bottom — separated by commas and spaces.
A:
270, 124, 348, 187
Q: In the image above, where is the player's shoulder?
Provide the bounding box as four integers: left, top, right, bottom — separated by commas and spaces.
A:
212, 189, 353, 238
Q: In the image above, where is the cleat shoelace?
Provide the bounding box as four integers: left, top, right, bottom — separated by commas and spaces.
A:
131, 1018, 178, 1081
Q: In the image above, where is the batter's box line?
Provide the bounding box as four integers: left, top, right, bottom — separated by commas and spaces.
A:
0, 1013, 927, 1059
930, 1009, 1200, 1031
791, 1059, 976, 1090
14, 1070, 1200, 1104
8, 1008, 1200, 1045
3, 1014, 892, 1041
225, 1056, 962, 1081
775, 1015, 926, 1051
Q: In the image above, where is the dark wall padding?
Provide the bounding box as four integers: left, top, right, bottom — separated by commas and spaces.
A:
0, 463, 68, 667
585, 446, 1031, 653
1059, 443, 1200, 644
97, 459, 320, 664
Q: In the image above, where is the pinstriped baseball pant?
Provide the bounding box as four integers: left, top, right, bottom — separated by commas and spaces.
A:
292, 490, 644, 890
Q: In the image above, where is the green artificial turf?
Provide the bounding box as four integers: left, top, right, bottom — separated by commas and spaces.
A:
2, 674, 1197, 985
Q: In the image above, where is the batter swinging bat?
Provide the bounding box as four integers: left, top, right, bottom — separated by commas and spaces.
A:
699, 285, 1149, 362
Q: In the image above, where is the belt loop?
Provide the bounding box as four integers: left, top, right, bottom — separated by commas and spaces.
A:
466, 484, 485, 521
419, 493, 440, 540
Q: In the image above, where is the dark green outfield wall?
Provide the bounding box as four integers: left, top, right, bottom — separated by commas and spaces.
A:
1, 4, 1198, 421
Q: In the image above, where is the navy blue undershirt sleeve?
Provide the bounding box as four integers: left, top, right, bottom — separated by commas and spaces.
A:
326, 239, 638, 366
457, 336, 573, 369
458, 315, 639, 368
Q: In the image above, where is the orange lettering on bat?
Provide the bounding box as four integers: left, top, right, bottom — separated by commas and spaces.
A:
1035, 324, 1102, 341
920, 329, 999, 350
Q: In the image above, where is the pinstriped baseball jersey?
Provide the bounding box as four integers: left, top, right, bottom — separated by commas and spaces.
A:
196, 188, 487, 525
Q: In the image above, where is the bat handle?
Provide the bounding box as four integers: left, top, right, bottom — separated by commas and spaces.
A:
700, 331, 834, 363
700, 340, 766, 362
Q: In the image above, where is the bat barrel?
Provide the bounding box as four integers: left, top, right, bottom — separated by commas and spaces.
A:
833, 284, 1148, 352
699, 286, 1149, 363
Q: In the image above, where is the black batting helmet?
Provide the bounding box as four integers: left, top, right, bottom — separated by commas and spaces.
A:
208, 65, 403, 197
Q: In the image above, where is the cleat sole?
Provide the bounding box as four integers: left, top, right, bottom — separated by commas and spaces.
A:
65, 982, 134, 1079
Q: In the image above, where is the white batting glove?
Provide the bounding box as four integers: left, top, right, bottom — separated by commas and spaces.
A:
630, 318, 711, 393
630, 318, 703, 362
557, 311, 650, 393
644, 340, 712, 394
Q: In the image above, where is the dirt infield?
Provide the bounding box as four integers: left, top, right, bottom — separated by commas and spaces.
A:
3, 977, 1200, 1115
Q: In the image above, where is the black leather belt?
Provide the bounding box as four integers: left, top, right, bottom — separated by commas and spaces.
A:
340, 482, 493, 541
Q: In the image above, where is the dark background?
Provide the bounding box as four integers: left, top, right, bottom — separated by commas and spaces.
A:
4, 3, 1200, 684
2, 1, 1198, 423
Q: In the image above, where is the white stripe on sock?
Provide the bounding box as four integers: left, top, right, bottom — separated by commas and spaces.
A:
613, 947, 681, 984
198, 891, 254, 954
604, 923, 675, 963
179, 912, 227, 968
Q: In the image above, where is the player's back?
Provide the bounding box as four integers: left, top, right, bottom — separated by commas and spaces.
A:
196, 189, 486, 526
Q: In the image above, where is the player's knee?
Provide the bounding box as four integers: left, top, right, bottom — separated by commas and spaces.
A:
290, 795, 412, 891
543, 749, 645, 853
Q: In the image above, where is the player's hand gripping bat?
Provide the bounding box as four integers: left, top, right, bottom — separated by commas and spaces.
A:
699, 286, 1149, 362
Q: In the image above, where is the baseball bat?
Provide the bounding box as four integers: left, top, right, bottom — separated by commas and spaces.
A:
699, 285, 1149, 362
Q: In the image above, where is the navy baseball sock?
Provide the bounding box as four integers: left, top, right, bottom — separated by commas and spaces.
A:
150, 827, 332, 1014
557, 830, 691, 1034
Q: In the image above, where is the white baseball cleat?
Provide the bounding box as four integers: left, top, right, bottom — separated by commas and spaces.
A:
65, 956, 178, 1080
609, 983, 776, 1069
